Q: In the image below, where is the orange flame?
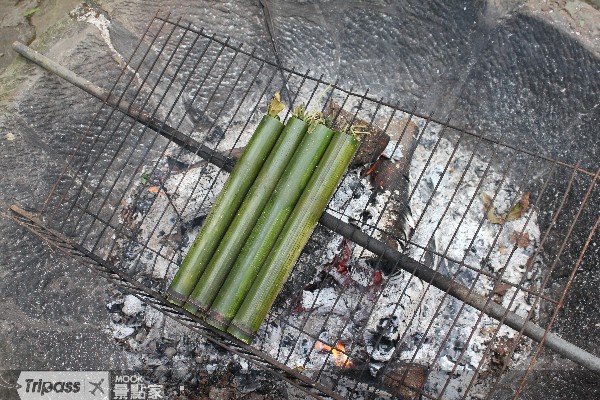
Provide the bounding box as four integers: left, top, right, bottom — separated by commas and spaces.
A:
315, 340, 353, 367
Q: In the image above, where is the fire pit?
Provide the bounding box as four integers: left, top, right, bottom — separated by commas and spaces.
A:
10, 14, 599, 399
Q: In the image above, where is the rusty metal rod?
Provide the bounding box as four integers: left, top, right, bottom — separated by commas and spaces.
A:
159, 18, 598, 179
11, 41, 234, 172
12, 41, 600, 372
320, 213, 600, 372
8, 205, 339, 400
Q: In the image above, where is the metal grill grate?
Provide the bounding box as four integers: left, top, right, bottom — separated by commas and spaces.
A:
11, 14, 600, 400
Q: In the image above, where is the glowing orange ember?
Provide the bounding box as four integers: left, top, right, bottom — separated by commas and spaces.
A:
315, 340, 353, 367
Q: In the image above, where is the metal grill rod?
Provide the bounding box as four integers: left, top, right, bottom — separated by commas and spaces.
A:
8, 205, 340, 400
159, 18, 597, 179
11, 42, 233, 172
12, 41, 600, 373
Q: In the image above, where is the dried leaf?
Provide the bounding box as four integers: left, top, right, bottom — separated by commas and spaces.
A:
506, 204, 522, 221
480, 192, 504, 223
510, 231, 530, 248
490, 337, 516, 367
493, 283, 512, 297
266, 92, 285, 118
362, 160, 378, 178
120, 203, 137, 231
481, 192, 530, 225
166, 156, 190, 172
160, 228, 183, 246
521, 192, 530, 209
487, 208, 505, 224
480, 325, 496, 336
506, 193, 530, 222
480, 192, 493, 211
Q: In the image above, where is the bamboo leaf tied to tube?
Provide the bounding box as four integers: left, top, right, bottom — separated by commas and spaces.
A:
184, 115, 311, 314
166, 93, 286, 306
228, 130, 360, 343
205, 117, 335, 330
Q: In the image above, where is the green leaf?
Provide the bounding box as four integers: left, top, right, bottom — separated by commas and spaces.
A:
505, 193, 530, 222
23, 7, 40, 18
140, 172, 150, 186
292, 104, 307, 120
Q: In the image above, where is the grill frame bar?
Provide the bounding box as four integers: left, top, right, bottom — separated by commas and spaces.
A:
10, 13, 600, 399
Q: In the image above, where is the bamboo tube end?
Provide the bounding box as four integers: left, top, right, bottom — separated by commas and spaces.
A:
186, 295, 211, 314
183, 301, 200, 315
205, 310, 229, 331
165, 288, 187, 306
227, 322, 255, 344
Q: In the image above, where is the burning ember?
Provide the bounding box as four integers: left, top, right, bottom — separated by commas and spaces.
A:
315, 340, 353, 368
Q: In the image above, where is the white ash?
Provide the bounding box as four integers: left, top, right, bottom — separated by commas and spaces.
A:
381, 141, 404, 161
326, 168, 393, 261
108, 122, 299, 397
122, 294, 145, 316
109, 323, 135, 340
327, 169, 375, 226
110, 105, 544, 399
103, 284, 284, 396
397, 125, 540, 398
301, 287, 353, 316
71, 4, 140, 82
116, 157, 225, 280
143, 307, 163, 329
252, 118, 542, 399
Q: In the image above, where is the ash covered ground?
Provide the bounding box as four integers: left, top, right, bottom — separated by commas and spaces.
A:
113, 104, 545, 399
2, 1, 600, 400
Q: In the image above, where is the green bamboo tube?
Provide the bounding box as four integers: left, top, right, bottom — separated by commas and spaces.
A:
166, 115, 284, 306
228, 131, 359, 343
206, 124, 334, 330
184, 117, 309, 314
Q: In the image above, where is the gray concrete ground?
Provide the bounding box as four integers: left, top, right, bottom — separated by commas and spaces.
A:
0, 1, 599, 399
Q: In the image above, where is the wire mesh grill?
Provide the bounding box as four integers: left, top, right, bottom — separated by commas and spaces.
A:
13, 15, 600, 399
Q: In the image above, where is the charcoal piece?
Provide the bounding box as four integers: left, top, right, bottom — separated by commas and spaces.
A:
166, 156, 190, 172
379, 363, 428, 400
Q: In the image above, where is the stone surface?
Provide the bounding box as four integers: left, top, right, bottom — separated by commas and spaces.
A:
0, 0, 81, 73
0, 0, 599, 399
